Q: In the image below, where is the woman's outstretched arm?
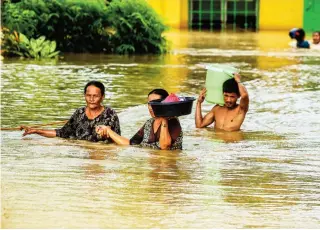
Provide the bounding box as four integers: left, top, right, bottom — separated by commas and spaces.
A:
20, 126, 57, 137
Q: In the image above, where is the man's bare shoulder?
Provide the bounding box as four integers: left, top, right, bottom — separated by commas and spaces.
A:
212, 104, 224, 112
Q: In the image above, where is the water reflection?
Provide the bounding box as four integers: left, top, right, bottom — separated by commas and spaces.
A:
76, 143, 120, 178
82, 147, 110, 177
194, 128, 286, 143
148, 151, 190, 181
211, 129, 245, 143
220, 166, 298, 206
82, 163, 106, 177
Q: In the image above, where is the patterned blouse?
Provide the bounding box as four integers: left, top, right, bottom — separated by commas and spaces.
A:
56, 106, 121, 142
129, 118, 183, 150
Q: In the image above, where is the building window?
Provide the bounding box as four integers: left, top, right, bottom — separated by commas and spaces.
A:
189, 0, 259, 31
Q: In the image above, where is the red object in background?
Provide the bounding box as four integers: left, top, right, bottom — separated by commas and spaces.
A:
162, 93, 180, 103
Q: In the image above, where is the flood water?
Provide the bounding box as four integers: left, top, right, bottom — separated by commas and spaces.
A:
1, 31, 320, 228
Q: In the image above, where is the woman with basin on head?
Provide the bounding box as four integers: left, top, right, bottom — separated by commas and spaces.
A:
96, 89, 183, 150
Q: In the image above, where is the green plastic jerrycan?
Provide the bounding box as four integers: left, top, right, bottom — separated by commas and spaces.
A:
205, 64, 239, 105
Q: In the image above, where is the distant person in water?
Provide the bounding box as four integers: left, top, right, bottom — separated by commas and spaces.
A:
289, 28, 310, 49
20, 81, 121, 142
195, 73, 249, 131
311, 31, 320, 46
96, 89, 183, 150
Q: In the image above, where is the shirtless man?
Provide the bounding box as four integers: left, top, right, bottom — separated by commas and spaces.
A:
195, 73, 249, 131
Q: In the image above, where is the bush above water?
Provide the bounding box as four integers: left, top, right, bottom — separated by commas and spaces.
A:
106, 0, 168, 54
1, 29, 60, 59
1, 2, 38, 38
1, 0, 168, 56
2, 0, 111, 53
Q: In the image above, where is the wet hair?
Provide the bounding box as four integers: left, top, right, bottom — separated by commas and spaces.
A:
148, 88, 169, 101
313, 31, 320, 36
289, 28, 297, 39
295, 28, 305, 42
289, 28, 306, 42
84, 81, 105, 96
223, 78, 240, 97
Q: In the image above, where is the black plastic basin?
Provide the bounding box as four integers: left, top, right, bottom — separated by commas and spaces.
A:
149, 97, 196, 117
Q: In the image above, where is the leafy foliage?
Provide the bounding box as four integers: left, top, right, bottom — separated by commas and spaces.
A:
1, 0, 168, 55
1, 29, 59, 59
2, 2, 38, 38
106, 0, 168, 54
1, 0, 111, 53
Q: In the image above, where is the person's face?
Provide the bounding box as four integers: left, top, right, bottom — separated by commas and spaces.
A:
223, 92, 239, 109
85, 85, 104, 109
147, 93, 162, 118
312, 33, 320, 44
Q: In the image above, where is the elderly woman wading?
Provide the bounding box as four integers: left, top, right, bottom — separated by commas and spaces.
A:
20, 81, 121, 142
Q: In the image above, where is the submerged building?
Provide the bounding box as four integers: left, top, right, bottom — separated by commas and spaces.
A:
147, 0, 320, 31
